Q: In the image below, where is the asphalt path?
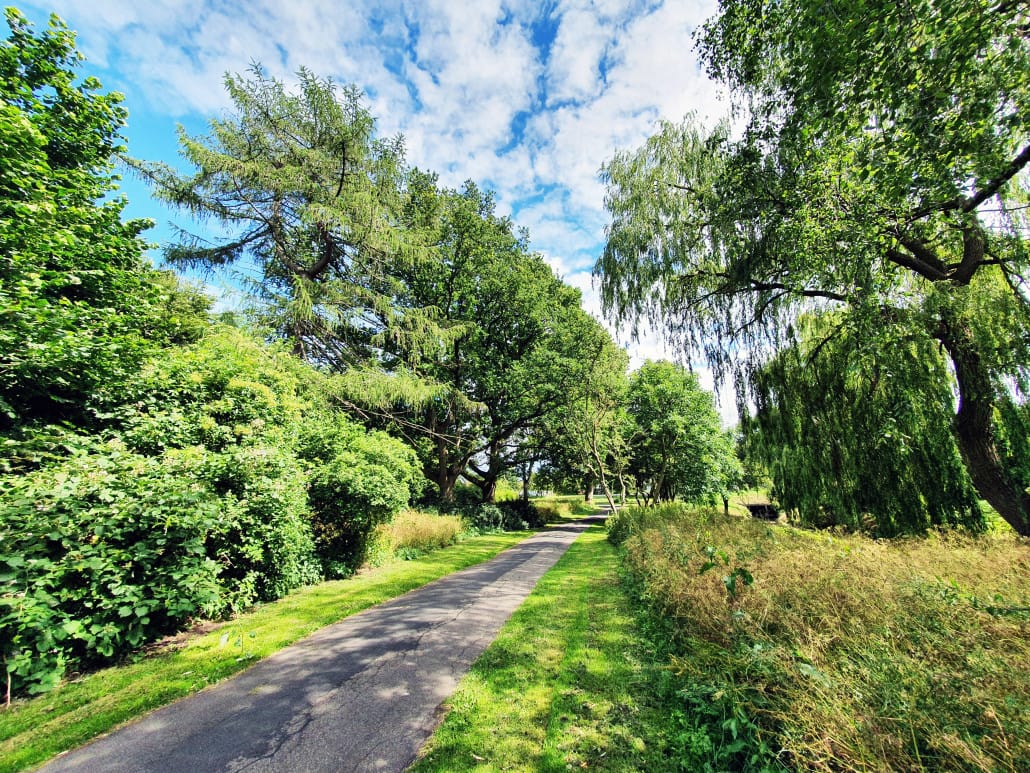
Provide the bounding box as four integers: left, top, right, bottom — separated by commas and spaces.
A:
42, 516, 602, 773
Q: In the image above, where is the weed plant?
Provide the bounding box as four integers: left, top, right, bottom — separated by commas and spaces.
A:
615, 505, 1030, 772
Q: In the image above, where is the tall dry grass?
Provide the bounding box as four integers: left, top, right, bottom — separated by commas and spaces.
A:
619, 507, 1030, 771
366, 510, 463, 565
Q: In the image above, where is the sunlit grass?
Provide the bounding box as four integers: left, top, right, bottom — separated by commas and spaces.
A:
411, 526, 680, 772
619, 506, 1030, 771
531, 493, 602, 524
0, 531, 532, 773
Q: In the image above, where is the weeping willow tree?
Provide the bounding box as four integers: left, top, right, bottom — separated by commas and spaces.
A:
747, 313, 983, 535
129, 65, 445, 370
597, 0, 1030, 535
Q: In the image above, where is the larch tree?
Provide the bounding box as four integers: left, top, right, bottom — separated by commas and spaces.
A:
129, 65, 442, 369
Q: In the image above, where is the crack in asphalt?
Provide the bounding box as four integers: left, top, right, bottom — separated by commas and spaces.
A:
42, 517, 600, 773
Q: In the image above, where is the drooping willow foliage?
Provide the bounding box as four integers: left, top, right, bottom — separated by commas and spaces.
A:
597, 0, 1030, 535
747, 313, 983, 535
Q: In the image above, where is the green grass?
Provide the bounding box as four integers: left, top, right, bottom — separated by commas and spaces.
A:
0, 531, 533, 773
411, 525, 682, 772
531, 493, 604, 523
618, 504, 1030, 772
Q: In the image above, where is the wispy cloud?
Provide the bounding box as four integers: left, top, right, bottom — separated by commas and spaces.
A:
23, 0, 732, 416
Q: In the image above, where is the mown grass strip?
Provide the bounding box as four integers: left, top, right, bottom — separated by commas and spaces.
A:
0, 531, 533, 773
411, 525, 679, 772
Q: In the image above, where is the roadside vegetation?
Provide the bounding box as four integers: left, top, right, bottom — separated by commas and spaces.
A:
3, 3, 1029, 771
0, 528, 532, 773
411, 525, 688, 772
607, 504, 1030, 771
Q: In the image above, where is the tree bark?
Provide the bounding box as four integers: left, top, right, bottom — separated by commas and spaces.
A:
938, 314, 1030, 536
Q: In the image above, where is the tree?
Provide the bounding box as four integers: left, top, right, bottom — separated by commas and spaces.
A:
129, 65, 439, 368
598, 0, 1030, 535
0, 9, 171, 434
394, 176, 607, 502
625, 361, 733, 505
747, 313, 983, 535
529, 315, 630, 510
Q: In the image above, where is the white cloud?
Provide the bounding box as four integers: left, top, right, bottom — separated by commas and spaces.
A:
24, 0, 727, 377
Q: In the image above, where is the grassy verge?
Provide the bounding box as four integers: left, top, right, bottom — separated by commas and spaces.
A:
531, 494, 604, 523
0, 531, 533, 773
411, 525, 682, 772
610, 504, 1030, 772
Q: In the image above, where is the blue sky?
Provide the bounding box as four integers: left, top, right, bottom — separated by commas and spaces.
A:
17, 0, 734, 415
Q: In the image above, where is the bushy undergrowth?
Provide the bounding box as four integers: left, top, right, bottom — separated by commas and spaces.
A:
300, 414, 423, 576
1, 326, 423, 696
0, 444, 221, 695
613, 504, 1030, 772
463, 499, 545, 531
424, 487, 546, 532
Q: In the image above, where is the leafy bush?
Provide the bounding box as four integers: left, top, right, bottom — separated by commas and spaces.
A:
115, 329, 322, 609
498, 499, 545, 528
0, 442, 222, 695
300, 414, 425, 576
461, 500, 542, 531
202, 445, 320, 611
462, 504, 508, 531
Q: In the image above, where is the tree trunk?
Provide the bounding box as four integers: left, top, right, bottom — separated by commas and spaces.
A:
589, 428, 619, 514
435, 466, 463, 504
938, 315, 1030, 536
584, 471, 595, 503
521, 461, 533, 502
481, 478, 498, 503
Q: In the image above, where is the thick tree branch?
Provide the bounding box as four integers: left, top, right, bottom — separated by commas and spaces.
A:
961, 143, 1030, 213
906, 143, 1030, 221
885, 235, 951, 281
949, 227, 986, 284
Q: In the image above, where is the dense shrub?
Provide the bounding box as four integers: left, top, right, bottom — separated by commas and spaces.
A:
299, 414, 425, 576
115, 328, 322, 608
1, 326, 425, 695
202, 445, 320, 610
0, 442, 222, 695
498, 499, 545, 528
461, 500, 543, 531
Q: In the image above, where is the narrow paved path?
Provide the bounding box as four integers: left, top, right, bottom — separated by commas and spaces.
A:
42, 517, 602, 773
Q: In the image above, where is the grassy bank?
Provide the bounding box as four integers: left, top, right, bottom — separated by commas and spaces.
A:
609, 505, 1030, 772
411, 524, 684, 771
0, 530, 532, 773
531, 494, 607, 523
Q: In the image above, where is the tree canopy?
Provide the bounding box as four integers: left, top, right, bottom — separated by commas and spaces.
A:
598, 0, 1030, 534
0, 8, 193, 434
393, 176, 616, 502
625, 360, 735, 506
128, 65, 441, 368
